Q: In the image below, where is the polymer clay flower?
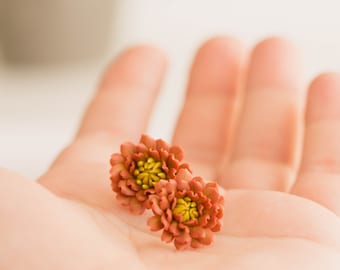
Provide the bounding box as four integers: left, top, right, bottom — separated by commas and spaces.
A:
110, 134, 190, 214
147, 169, 224, 250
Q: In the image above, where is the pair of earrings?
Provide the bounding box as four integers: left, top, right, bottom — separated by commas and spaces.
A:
110, 134, 224, 250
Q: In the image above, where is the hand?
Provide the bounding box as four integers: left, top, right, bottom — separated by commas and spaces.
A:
1, 37, 340, 269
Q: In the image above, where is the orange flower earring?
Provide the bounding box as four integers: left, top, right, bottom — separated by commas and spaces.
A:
110, 134, 190, 214
109, 134, 224, 250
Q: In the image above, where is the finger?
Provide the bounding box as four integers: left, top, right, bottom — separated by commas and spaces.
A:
38, 46, 167, 209
292, 73, 340, 216
51, 45, 167, 166
222, 190, 340, 251
173, 37, 243, 179
220, 37, 303, 191
77, 45, 167, 142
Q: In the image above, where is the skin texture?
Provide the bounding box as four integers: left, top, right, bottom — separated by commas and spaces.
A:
1, 37, 340, 269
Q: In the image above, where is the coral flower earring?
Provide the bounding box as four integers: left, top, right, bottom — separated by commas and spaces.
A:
147, 169, 224, 250
110, 134, 224, 250
110, 134, 190, 214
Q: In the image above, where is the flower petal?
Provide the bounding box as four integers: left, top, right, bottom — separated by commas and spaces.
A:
151, 200, 164, 216
110, 153, 124, 165
211, 222, 222, 232
174, 233, 191, 250
126, 179, 140, 192
110, 164, 124, 178
136, 190, 147, 202
135, 143, 148, 155
165, 179, 177, 196
198, 229, 214, 246
184, 219, 198, 226
118, 181, 136, 196
179, 163, 191, 173
120, 169, 131, 179
140, 134, 157, 149
159, 196, 170, 210
120, 142, 135, 158
178, 223, 190, 233
160, 150, 169, 162
190, 177, 204, 193
175, 169, 192, 183
168, 221, 180, 236
198, 213, 210, 227
191, 239, 204, 249
169, 145, 184, 161
167, 156, 179, 170
147, 216, 163, 231
156, 139, 170, 152
161, 213, 171, 230
204, 182, 221, 202
149, 149, 160, 161
161, 230, 174, 243
190, 226, 206, 239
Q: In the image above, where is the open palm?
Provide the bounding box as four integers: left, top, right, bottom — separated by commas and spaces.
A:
1, 37, 340, 269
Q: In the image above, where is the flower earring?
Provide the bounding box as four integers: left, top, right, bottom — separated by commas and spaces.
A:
110, 134, 224, 250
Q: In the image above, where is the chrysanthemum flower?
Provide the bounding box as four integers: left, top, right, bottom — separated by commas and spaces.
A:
147, 169, 224, 250
110, 134, 190, 214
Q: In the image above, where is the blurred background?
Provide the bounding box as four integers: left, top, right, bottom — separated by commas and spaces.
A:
1, 0, 340, 178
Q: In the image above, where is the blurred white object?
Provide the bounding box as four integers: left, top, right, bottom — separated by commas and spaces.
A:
1, 0, 340, 178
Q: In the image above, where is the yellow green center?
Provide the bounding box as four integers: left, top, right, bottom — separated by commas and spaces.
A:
173, 196, 199, 222
133, 157, 166, 190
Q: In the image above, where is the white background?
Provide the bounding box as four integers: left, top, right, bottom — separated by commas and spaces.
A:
1, 0, 340, 178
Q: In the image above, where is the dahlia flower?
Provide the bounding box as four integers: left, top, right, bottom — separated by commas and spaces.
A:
147, 169, 224, 250
110, 134, 190, 214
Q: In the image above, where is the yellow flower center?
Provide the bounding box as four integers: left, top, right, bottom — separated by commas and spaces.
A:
133, 157, 166, 190
173, 197, 199, 222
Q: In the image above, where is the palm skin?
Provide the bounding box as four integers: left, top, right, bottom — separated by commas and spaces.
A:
1, 37, 340, 270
